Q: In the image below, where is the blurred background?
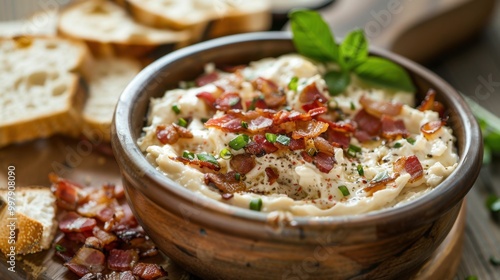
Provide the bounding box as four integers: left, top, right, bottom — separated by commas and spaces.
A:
0, 0, 499, 279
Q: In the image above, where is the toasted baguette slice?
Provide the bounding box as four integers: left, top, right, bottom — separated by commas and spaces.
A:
0, 187, 57, 255
0, 36, 89, 147
123, 0, 271, 35
57, 0, 191, 58
82, 57, 142, 142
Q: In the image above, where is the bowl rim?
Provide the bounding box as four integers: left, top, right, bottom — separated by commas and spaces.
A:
113, 31, 482, 232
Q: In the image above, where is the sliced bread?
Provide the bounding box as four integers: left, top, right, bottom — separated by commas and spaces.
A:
82, 57, 142, 142
0, 187, 57, 255
57, 0, 192, 58
123, 0, 271, 37
0, 36, 89, 147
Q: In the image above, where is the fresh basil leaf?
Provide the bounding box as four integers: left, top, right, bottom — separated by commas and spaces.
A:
354, 57, 416, 92
324, 70, 350, 96
340, 29, 368, 70
289, 10, 338, 62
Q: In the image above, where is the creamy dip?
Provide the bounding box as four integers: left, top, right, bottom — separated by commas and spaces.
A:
138, 54, 458, 217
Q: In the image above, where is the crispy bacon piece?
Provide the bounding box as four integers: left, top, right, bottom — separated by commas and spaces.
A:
50, 173, 88, 210
204, 113, 243, 132
205, 171, 246, 194
84, 237, 103, 251
313, 137, 336, 156
364, 176, 397, 196
381, 115, 409, 139
60, 212, 97, 233
245, 96, 268, 110
156, 124, 193, 145
253, 77, 287, 108
323, 129, 350, 149
253, 134, 279, 154
289, 138, 306, 151
248, 116, 273, 133
66, 231, 94, 244
394, 155, 424, 183
313, 152, 336, 173
359, 95, 403, 117
230, 153, 256, 174
244, 141, 266, 157
132, 263, 168, 280
353, 130, 373, 143
107, 249, 139, 271
174, 156, 221, 171
292, 120, 329, 139
265, 167, 279, 184
421, 120, 444, 139
195, 72, 219, 86
417, 89, 436, 111
301, 151, 314, 163
65, 247, 106, 276
93, 227, 118, 246
54, 235, 81, 262
299, 83, 328, 111
96, 205, 116, 222
220, 64, 247, 73
214, 92, 243, 111
196, 91, 217, 109
353, 109, 381, 140
317, 118, 355, 133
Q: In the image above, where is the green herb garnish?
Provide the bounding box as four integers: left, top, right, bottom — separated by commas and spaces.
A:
307, 147, 317, 156
265, 133, 277, 143
289, 10, 416, 95
182, 151, 195, 160
357, 164, 364, 176
288, 76, 299, 91
235, 173, 241, 181
172, 104, 181, 114
276, 135, 291, 146
196, 153, 219, 166
393, 142, 402, 148
372, 170, 389, 183
219, 148, 233, 160
350, 101, 356, 111
338, 185, 350, 196
55, 244, 66, 252
178, 117, 188, 127
249, 198, 263, 211
406, 137, 416, 145
347, 144, 361, 157
241, 121, 248, 129
229, 134, 250, 150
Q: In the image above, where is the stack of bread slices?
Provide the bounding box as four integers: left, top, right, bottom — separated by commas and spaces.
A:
0, 0, 271, 147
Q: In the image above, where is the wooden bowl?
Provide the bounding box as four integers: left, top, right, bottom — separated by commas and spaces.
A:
111, 32, 483, 279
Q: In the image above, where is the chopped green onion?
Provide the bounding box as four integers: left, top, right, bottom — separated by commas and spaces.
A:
347, 144, 361, 157
172, 104, 181, 114
178, 118, 188, 127
55, 244, 66, 252
265, 133, 277, 143
201, 118, 209, 124
350, 101, 356, 110
372, 170, 389, 183
228, 134, 250, 150
219, 148, 233, 160
182, 151, 195, 160
276, 135, 291, 146
307, 147, 317, 156
338, 185, 350, 196
393, 142, 402, 148
284, 106, 292, 111
406, 137, 416, 145
241, 121, 248, 129
234, 173, 241, 181
249, 198, 262, 211
357, 164, 364, 176
288, 76, 299, 91
196, 153, 219, 166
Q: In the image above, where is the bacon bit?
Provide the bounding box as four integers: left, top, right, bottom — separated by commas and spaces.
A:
353, 130, 373, 143
253, 134, 279, 153
417, 89, 436, 111
172, 123, 193, 138
323, 129, 350, 149
60, 212, 97, 233
219, 64, 247, 73
308, 106, 328, 118
265, 167, 279, 184
364, 176, 397, 196
359, 95, 403, 117
54, 235, 80, 262
156, 125, 178, 144
196, 91, 217, 109
132, 263, 168, 280
292, 120, 329, 139
66, 247, 106, 276
195, 72, 219, 86
84, 237, 103, 250
244, 141, 266, 157
313, 152, 336, 173
115, 227, 146, 244
96, 206, 116, 222
245, 96, 268, 110
93, 227, 118, 246
65, 231, 94, 244
353, 109, 381, 138
248, 116, 273, 133
214, 92, 243, 111
289, 138, 306, 150
421, 120, 444, 139
204, 113, 243, 132
252, 77, 287, 108
205, 171, 246, 194
301, 151, 314, 163
230, 153, 256, 174
394, 155, 424, 183
174, 156, 221, 171
317, 117, 355, 133
313, 137, 336, 156
381, 115, 409, 140
299, 83, 328, 111
107, 249, 139, 271
50, 173, 88, 210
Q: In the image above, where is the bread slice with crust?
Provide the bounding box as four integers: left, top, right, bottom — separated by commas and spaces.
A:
57, 0, 192, 58
82, 57, 142, 142
0, 36, 89, 148
0, 187, 57, 255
